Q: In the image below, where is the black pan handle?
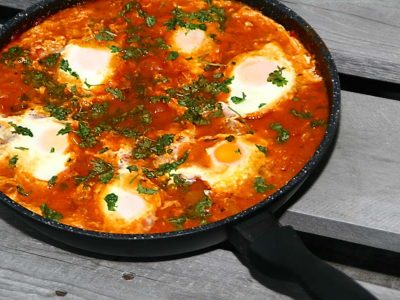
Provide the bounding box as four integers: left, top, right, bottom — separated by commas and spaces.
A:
230, 211, 377, 300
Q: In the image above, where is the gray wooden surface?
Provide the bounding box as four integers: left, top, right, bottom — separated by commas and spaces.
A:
0, 0, 400, 299
1, 0, 400, 84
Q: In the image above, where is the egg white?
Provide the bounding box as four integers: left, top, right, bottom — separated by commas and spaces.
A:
59, 44, 114, 87
0, 112, 70, 181
225, 43, 296, 117
175, 135, 268, 192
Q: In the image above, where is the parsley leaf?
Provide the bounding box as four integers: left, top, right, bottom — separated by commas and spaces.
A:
167, 51, 179, 61
311, 119, 327, 128
57, 123, 72, 135
16, 185, 31, 197
270, 123, 290, 143
0, 46, 31, 67
44, 104, 71, 120
225, 135, 235, 142
8, 122, 33, 137
48, 175, 58, 187
60, 59, 79, 78
8, 155, 18, 168
95, 28, 117, 41
75, 158, 115, 185
256, 144, 268, 155
40, 203, 63, 221
137, 183, 158, 195
39, 53, 60, 68
291, 109, 312, 119
145, 16, 157, 27
253, 177, 274, 193
267, 66, 288, 87
132, 134, 174, 159
231, 92, 247, 104
104, 193, 118, 211
106, 87, 125, 101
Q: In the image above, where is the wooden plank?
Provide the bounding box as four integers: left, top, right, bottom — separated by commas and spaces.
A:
0, 209, 399, 300
1, 0, 400, 84
281, 0, 400, 84
281, 90, 400, 252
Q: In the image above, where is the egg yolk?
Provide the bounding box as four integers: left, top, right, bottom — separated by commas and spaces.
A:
214, 142, 242, 163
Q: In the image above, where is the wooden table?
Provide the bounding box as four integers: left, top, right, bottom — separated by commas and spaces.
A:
0, 0, 399, 299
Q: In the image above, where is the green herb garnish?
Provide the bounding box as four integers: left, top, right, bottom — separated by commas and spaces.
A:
167, 51, 179, 61
48, 176, 58, 187
104, 193, 118, 211
137, 183, 158, 195
253, 177, 274, 193
40, 203, 63, 221
267, 66, 288, 87
231, 92, 247, 104
57, 123, 72, 136
8, 155, 18, 168
256, 145, 268, 155
106, 87, 125, 100
16, 185, 31, 197
95, 28, 117, 41
8, 122, 33, 137
291, 109, 312, 119
270, 123, 290, 143
60, 59, 79, 79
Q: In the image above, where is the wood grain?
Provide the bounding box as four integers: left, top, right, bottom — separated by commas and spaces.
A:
0, 207, 399, 300
281, 90, 400, 252
1, 0, 400, 84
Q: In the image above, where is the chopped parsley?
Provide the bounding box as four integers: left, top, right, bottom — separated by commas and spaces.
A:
8, 122, 33, 137
44, 104, 71, 120
291, 109, 312, 119
106, 87, 125, 100
231, 92, 247, 104
164, 6, 226, 31
0, 46, 31, 66
168, 195, 213, 229
166, 51, 179, 61
225, 135, 235, 142
253, 177, 274, 193
50, 147, 55, 153
48, 176, 58, 187
39, 53, 60, 68
258, 103, 267, 109
104, 193, 118, 211
95, 28, 117, 41
270, 123, 290, 143
145, 16, 157, 27
256, 145, 268, 155
76, 122, 98, 148
175, 76, 232, 125
311, 119, 327, 128
23, 70, 68, 100
267, 66, 288, 87
57, 123, 72, 135
8, 155, 18, 168
75, 158, 115, 185
60, 59, 79, 79
143, 151, 189, 178
98, 147, 109, 154
168, 216, 187, 230
127, 165, 139, 172
40, 203, 63, 221
132, 134, 175, 159
137, 183, 158, 195
16, 185, 31, 197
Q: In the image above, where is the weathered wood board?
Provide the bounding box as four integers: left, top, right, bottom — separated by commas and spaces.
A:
281, 90, 400, 253
1, 0, 400, 84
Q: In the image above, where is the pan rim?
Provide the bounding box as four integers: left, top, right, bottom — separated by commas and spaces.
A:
0, 0, 340, 242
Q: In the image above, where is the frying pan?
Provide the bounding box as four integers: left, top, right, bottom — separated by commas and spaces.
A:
0, 0, 376, 299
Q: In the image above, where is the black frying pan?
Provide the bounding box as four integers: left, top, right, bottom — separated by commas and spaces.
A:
0, 1, 376, 299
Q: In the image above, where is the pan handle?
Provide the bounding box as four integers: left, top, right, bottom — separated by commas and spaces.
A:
230, 211, 377, 300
